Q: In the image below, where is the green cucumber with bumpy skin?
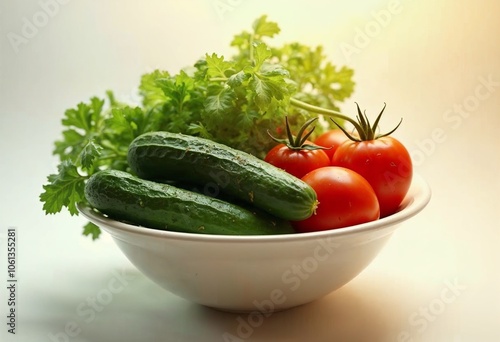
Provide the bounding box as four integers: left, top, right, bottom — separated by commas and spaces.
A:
84, 169, 295, 235
127, 132, 318, 221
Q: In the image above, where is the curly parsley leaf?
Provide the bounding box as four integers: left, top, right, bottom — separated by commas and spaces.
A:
79, 140, 103, 171
139, 70, 170, 108
205, 53, 233, 79
54, 98, 105, 162
83, 222, 101, 240
252, 15, 280, 38
204, 85, 236, 118
227, 70, 251, 87
40, 160, 86, 216
253, 42, 273, 69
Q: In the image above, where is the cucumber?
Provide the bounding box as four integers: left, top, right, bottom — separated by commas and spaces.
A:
84, 169, 295, 235
127, 132, 318, 221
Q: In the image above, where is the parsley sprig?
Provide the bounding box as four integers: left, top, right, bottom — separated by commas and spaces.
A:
40, 15, 356, 239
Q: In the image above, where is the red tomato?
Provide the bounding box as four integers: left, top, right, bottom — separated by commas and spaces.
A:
314, 129, 350, 160
266, 117, 331, 178
332, 136, 412, 217
292, 166, 380, 233
265, 143, 330, 179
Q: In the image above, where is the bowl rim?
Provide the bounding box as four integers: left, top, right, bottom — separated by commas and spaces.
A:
77, 172, 431, 243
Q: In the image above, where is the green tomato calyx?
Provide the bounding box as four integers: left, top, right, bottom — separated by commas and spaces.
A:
268, 117, 330, 151
331, 103, 402, 141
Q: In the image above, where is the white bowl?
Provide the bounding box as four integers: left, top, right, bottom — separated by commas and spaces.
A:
78, 173, 431, 312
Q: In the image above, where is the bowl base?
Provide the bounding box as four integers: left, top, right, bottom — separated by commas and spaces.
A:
201, 301, 309, 314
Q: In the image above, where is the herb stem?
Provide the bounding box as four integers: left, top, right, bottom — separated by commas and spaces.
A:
249, 34, 255, 62
289, 98, 362, 132
209, 77, 228, 82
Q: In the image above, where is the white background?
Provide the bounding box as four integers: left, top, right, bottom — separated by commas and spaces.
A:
1, 0, 499, 341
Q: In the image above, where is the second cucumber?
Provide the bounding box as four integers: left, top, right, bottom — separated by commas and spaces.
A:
85, 170, 295, 235
128, 132, 318, 221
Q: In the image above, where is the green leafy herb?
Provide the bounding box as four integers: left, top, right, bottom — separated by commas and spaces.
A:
40, 93, 162, 239
40, 161, 86, 216
40, 15, 356, 239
